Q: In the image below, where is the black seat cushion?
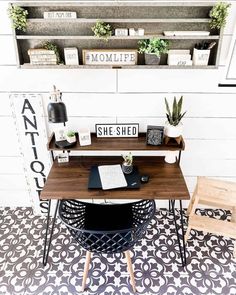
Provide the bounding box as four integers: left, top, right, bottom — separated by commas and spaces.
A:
84, 202, 133, 231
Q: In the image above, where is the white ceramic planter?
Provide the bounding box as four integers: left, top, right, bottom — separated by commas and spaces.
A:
164, 151, 176, 164
164, 122, 183, 138
66, 135, 76, 143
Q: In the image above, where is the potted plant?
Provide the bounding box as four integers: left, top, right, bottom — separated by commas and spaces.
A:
121, 152, 133, 174
8, 5, 28, 32
66, 131, 76, 143
42, 41, 61, 64
138, 38, 169, 65
91, 20, 113, 41
164, 96, 186, 138
209, 2, 231, 30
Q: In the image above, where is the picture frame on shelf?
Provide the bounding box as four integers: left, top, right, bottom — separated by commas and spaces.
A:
146, 125, 164, 146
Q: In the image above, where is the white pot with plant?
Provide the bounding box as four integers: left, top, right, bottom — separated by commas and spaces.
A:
164, 96, 186, 138
66, 131, 76, 143
122, 152, 133, 174
138, 38, 169, 65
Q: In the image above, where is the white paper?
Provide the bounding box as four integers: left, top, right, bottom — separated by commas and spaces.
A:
98, 165, 127, 190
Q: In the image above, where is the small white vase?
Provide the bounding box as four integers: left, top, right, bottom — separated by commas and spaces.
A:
164, 122, 183, 138
164, 151, 176, 164
66, 135, 76, 143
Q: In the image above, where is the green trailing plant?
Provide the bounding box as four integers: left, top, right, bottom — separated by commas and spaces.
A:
165, 96, 186, 126
91, 20, 112, 41
209, 2, 231, 29
8, 5, 28, 32
42, 41, 61, 64
67, 131, 76, 137
138, 38, 169, 56
122, 152, 133, 165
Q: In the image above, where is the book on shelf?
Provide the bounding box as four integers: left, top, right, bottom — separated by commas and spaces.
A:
29, 55, 57, 62
30, 61, 57, 65
28, 49, 56, 55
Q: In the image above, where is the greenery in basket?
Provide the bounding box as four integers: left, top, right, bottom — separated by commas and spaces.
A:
8, 5, 28, 32
209, 2, 231, 29
165, 96, 186, 126
122, 152, 133, 165
91, 20, 112, 41
138, 38, 169, 57
67, 131, 76, 137
42, 41, 61, 64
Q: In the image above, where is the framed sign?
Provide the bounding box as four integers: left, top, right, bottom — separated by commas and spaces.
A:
83, 49, 138, 66
96, 124, 139, 138
146, 125, 164, 146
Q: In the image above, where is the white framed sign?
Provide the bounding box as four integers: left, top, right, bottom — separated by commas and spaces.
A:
10, 93, 51, 215
83, 49, 138, 66
44, 11, 77, 19
96, 124, 139, 138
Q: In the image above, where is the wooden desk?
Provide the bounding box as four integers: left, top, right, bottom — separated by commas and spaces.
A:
41, 134, 189, 267
41, 156, 189, 200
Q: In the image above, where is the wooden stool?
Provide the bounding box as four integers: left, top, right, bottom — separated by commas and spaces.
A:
185, 177, 236, 257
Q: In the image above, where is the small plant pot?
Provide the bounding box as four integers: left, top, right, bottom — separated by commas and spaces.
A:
164, 122, 183, 138
122, 162, 133, 174
144, 53, 160, 65
66, 135, 76, 143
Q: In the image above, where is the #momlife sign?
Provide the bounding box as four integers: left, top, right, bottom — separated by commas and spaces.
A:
83, 49, 138, 66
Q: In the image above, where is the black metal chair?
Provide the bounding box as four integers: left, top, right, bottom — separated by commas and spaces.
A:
59, 199, 156, 292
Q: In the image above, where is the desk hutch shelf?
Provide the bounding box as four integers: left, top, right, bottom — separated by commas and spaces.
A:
12, 2, 222, 69
47, 133, 185, 152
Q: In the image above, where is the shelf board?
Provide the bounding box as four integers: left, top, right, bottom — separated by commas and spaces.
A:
47, 133, 185, 152
20, 63, 218, 70
27, 18, 211, 23
16, 35, 220, 40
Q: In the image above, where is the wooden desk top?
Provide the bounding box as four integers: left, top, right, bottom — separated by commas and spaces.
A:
41, 156, 190, 200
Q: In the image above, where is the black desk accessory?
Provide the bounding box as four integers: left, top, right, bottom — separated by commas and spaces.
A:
140, 175, 149, 183
55, 140, 76, 149
88, 165, 140, 189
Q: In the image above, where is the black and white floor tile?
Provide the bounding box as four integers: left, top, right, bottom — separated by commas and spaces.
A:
0, 207, 236, 295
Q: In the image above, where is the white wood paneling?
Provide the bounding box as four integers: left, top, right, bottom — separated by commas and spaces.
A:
0, 174, 27, 190
117, 117, 236, 139
184, 139, 236, 160
0, 93, 12, 115
0, 2, 12, 35
0, 36, 16, 65
117, 69, 222, 93
40, 92, 236, 118
224, 2, 236, 35
0, 156, 25, 174
0, 68, 117, 92
219, 35, 233, 66
181, 158, 236, 177
0, 190, 31, 207
0, 117, 20, 156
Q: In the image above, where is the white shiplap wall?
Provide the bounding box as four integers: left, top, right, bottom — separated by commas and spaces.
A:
0, 0, 236, 207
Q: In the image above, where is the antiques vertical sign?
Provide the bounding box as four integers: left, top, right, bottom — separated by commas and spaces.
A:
10, 93, 51, 215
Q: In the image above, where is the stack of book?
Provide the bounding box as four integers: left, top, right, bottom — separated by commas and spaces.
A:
167, 49, 192, 66
28, 49, 57, 65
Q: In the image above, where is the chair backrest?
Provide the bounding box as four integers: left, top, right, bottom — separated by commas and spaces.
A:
59, 199, 156, 254
196, 177, 236, 208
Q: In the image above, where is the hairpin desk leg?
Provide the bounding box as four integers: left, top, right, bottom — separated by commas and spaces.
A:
42, 199, 60, 266
171, 200, 186, 267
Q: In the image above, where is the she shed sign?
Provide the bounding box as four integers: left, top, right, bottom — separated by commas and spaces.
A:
83, 49, 137, 66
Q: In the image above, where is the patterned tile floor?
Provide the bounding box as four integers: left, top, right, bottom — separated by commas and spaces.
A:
0, 207, 236, 295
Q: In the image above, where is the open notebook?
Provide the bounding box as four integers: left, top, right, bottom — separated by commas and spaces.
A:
88, 165, 140, 190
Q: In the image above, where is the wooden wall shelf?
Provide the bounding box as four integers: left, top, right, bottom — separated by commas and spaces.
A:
11, 2, 223, 69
